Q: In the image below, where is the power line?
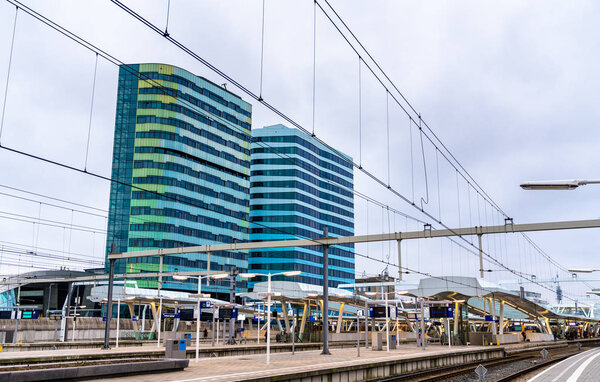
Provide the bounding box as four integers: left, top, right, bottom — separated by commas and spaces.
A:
1, 0, 576, 299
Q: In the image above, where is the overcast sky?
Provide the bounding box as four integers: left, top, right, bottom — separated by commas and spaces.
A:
0, 0, 599, 304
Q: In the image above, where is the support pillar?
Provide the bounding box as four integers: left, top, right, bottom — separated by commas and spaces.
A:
397, 239, 402, 281
478, 234, 484, 278
299, 301, 308, 341
103, 259, 115, 349
321, 227, 330, 355
337, 302, 345, 333
282, 300, 291, 332
499, 301, 504, 335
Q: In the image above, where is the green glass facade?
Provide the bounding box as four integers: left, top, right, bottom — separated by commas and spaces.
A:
106, 64, 251, 298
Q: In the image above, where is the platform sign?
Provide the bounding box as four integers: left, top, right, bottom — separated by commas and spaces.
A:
484, 315, 494, 322
102, 316, 107, 322
429, 307, 454, 319
132, 316, 139, 321
218, 308, 238, 320
370, 306, 397, 318
0, 311, 12, 319
200, 301, 212, 309
162, 313, 180, 319
309, 316, 316, 322
237, 314, 246, 321
21, 310, 39, 319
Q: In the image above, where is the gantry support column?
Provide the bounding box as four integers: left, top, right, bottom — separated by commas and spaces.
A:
478, 234, 484, 278
397, 239, 402, 281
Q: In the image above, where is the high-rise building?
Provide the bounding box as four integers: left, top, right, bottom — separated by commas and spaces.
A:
105, 63, 252, 298
249, 124, 355, 288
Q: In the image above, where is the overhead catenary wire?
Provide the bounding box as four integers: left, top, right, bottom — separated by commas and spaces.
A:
0, 5, 18, 145
1, 0, 580, 301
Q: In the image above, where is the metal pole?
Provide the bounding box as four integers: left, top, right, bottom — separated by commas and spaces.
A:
365, 300, 369, 348
116, 298, 120, 348
396, 301, 399, 347
196, 276, 201, 363
72, 301, 77, 342
420, 298, 426, 349
291, 319, 295, 355
157, 254, 163, 348
267, 273, 271, 364
357, 314, 360, 357
478, 234, 484, 278
212, 308, 215, 347
321, 227, 331, 355
446, 317, 451, 349
385, 292, 390, 353
228, 269, 236, 345
63, 282, 73, 342
397, 239, 402, 281
103, 258, 115, 349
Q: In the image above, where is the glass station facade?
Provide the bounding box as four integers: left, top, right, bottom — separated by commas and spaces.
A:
249, 124, 355, 288
105, 63, 252, 298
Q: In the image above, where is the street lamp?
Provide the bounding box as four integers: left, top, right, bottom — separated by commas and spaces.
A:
520, 179, 600, 190
173, 272, 228, 363
239, 271, 301, 364
568, 269, 600, 273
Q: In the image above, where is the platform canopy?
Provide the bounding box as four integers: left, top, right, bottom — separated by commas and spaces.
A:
407, 276, 599, 322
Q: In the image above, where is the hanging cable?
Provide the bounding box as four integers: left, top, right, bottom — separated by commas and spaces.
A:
436, 149, 441, 223
311, 0, 316, 134
456, 170, 461, 229
409, 117, 415, 204
0, 6, 18, 145
418, 117, 429, 211
84, 52, 98, 172
358, 56, 362, 168
259, 0, 266, 101
386, 89, 390, 187
8, 0, 578, 299
163, 0, 171, 36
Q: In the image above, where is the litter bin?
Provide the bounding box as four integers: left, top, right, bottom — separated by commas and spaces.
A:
371, 332, 382, 351
388, 335, 397, 349
165, 339, 187, 359
183, 333, 191, 346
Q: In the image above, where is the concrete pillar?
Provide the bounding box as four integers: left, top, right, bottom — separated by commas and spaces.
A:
491, 298, 497, 335
499, 301, 504, 335
149, 302, 158, 333
336, 302, 345, 333
127, 302, 138, 331
453, 301, 459, 335
281, 300, 291, 332
299, 301, 308, 341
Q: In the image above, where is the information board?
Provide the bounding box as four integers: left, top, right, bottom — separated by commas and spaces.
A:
429, 307, 454, 319
218, 308, 238, 319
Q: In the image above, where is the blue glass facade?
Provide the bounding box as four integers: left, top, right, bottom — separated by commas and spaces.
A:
249, 124, 355, 288
105, 64, 251, 298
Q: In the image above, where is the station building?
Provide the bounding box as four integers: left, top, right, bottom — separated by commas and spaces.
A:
105, 63, 252, 299
248, 124, 355, 288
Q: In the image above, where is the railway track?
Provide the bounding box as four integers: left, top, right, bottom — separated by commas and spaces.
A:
377, 346, 585, 382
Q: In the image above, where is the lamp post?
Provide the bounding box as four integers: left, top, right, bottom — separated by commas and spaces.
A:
239, 271, 301, 364
568, 269, 600, 273
173, 272, 228, 363
520, 179, 600, 190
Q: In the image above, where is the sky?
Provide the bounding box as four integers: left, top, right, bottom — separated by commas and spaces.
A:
0, 0, 599, 305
